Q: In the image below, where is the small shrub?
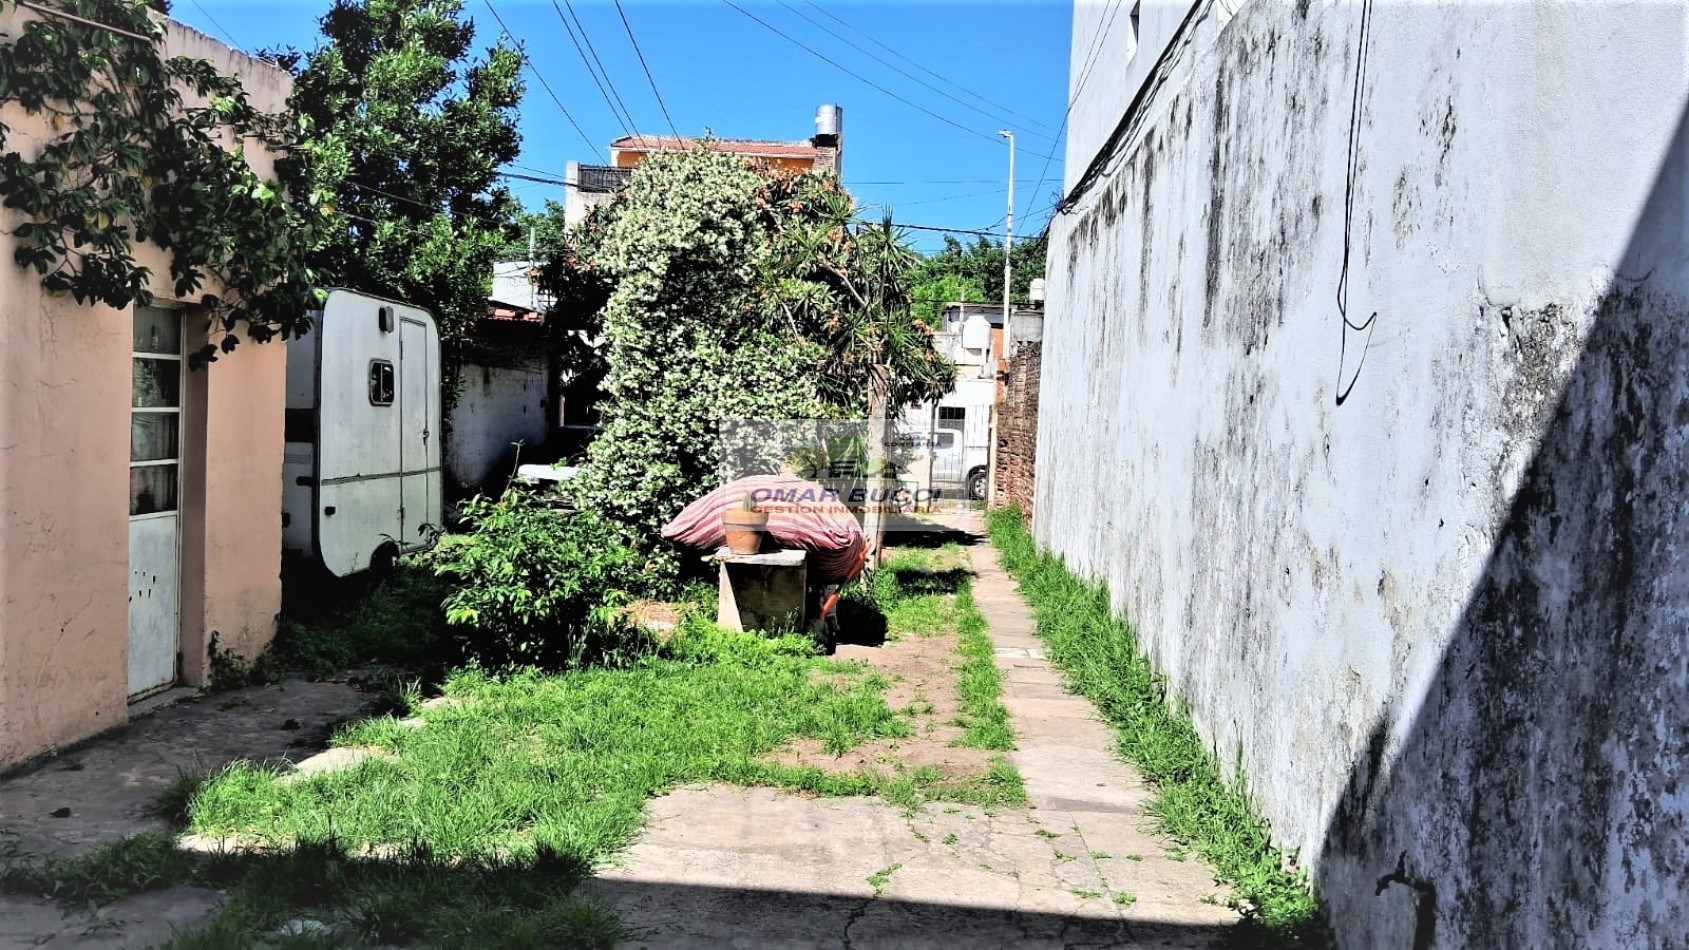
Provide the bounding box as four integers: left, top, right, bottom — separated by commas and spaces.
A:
433, 491, 645, 667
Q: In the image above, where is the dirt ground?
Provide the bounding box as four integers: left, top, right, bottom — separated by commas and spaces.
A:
774, 626, 1000, 779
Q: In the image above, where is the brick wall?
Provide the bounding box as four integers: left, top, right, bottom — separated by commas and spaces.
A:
995, 341, 1041, 521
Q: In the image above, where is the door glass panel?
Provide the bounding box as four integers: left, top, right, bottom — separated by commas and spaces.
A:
130, 464, 179, 515
131, 413, 179, 461
133, 306, 183, 355
133, 359, 182, 408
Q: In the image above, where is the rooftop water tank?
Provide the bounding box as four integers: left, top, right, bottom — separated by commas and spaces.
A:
815, 104, 842, 140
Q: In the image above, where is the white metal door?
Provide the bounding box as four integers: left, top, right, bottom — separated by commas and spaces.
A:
398, 316, 433, 545
128, 306, 183, 698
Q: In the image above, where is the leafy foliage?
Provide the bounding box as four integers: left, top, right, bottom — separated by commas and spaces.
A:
0, 0, 324, 363
548, 149, 954, 576
909, 230, 1050, 326
274, 0, 524, 392
555, 150, 830, 574
498, 197, 570, 260
432, 490, 644, 667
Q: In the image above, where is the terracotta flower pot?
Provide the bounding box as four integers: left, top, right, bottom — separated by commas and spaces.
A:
723, 508, 770, 555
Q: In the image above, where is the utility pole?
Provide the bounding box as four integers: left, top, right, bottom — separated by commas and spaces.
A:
987, 130, 1015, 509
1000, 130, 1015, 358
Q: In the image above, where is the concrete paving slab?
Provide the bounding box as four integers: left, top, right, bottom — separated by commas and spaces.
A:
0, 886, 224, 949
0, 679, 370, 858
590, 539, 1239, 947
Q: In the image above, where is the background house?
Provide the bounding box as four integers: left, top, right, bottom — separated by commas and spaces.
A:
0, 13, 295, 768
564, 104, 843, 225
896, 301, 1043, 501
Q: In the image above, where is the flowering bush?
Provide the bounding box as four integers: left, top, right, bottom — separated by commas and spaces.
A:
553, 148, 954, 582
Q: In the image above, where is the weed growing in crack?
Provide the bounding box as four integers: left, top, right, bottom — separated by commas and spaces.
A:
866, 862, 903, 896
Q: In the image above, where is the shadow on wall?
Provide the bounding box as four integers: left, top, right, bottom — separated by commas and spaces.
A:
1315, 104, 1689, 947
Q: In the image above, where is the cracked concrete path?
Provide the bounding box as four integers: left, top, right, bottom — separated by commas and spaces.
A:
587, 534, 1237, 948
0, 679, 370, 949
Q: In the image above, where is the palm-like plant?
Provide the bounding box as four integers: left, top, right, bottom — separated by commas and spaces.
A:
757, 175, 957, 414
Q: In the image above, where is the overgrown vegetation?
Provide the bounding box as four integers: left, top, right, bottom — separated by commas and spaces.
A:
3, 558, 1023, 945
434, 493, 644, 667
909, 230, 1050, 327
184, 614, 1020, 867
987, 507, 1331, 946
952, 583, 1014, 751
549, 148, 955, 580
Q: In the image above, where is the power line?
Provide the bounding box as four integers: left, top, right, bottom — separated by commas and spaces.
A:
773, 0, 1059, 145
720, 0, 1058, 163
498, 170, 570, 187
800, 1, 1058, 137
481, 0, 598, 154
872, 188, 1005, 209
895, 223, 1010, 239
549, 0, 633, 140
562, 0, 643, 140
613, 0, 680, 139
185, 0, 243, 49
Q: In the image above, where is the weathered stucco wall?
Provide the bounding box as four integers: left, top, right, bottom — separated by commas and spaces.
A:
1040, 1, 1687, 945
446, 328, 551, 494
0, 13, 292, 765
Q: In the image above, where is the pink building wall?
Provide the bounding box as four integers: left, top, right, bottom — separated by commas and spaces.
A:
0, 13, 293, 767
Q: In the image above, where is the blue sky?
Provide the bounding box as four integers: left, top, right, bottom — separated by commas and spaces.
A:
169, 0, 1072, 253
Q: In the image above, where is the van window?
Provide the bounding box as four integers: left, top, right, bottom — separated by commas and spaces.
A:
369, 360, 395, 406
935, 431, 957, 450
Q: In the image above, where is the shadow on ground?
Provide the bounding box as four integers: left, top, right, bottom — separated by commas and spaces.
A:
588, 876, 1237, 949
4, 839, 1241, 948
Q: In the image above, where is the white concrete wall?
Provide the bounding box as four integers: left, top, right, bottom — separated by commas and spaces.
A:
1041, 1, 1688, 946
446, 354, 550, 493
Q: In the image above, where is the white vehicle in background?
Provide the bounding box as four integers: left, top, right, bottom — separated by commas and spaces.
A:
283, 289, 442, 576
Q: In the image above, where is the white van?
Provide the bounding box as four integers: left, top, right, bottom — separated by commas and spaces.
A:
283, 289, 442, 576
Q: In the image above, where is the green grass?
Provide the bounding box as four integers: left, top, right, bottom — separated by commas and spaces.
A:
862, 545, 1015, 752
187, 624, 911, 862
987, 507, 1331, 947
5, 547, 1029, 947
950, 583, 1015, 750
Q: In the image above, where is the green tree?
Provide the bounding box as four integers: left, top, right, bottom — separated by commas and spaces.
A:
912, 230, 1049, 314
277, 0, 524, 386
759, 179, 955, 410
560, 149, 827, 577
498, 198, 570, 261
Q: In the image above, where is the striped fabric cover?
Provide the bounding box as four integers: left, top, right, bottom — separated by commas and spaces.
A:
661, 475, 868, 582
